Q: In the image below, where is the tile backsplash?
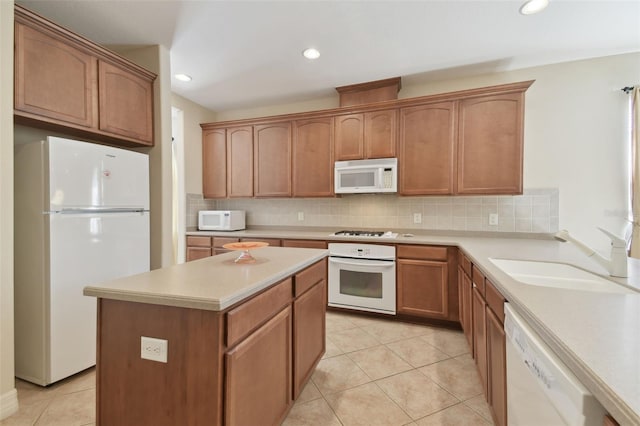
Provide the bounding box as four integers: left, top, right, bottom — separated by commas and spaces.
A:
187, 188, 559, 234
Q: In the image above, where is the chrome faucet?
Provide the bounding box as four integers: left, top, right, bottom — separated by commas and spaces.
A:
554, 228, 628, 278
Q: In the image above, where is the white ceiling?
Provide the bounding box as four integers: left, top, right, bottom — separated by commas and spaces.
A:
16, 0, 640, 112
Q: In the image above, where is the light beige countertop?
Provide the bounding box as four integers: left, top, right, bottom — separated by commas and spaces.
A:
189, 227, 640, 425
83, 246, 328, 311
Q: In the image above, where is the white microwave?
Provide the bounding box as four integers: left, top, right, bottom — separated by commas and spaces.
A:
198, 210, 246, 231
334, 157, 398, 194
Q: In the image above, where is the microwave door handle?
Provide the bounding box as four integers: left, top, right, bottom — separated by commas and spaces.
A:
329, 258, 395, 268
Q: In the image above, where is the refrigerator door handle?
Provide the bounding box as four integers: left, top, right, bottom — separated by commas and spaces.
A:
47, 207, 148, 214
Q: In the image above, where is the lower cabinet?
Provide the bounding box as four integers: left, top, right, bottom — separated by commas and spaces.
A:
225, 306, 293, 426
486, 302, 506, 426
472, 284, 488, 396
397, 245, 459, 322
282, 239, 328, 249
186, 236, 212, 261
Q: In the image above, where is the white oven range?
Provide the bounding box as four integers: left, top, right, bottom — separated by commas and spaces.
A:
328, 243, 396, 315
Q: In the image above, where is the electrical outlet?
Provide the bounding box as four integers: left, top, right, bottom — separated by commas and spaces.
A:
489, 213, 499, 226
413, 213, 422, 224
297, 211, 304, 221
141, 336, 168, 363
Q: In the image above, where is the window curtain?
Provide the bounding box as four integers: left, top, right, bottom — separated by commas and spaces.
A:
629, 88, 640, 257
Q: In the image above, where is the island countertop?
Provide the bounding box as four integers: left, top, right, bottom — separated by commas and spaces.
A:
83, 247, 328, 311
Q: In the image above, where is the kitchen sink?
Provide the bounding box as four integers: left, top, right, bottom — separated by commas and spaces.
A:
489, 258, 637, 294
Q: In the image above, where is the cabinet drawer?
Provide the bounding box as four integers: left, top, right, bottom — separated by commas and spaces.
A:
294, 259, 326, 297
240, 238, 282, 247
459, 252, 472, 276
397, 245, 447, 261
212, 237, 239, 248
472, 266, 486, 296
485, 279, 505, 323
186, 236, 212, 247
282, 239, 328, 249
226, 278, 292, 347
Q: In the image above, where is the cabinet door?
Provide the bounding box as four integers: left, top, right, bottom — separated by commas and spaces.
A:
14, 22, 97, 128
282, 239, 327, 249
457, 93, 524, 194
472, 286, 488, 397
225, 306, 292, 426
292, 118, 334, 197
98, 61, 154, 145
460, 269, 473, 352
365, 109, 397, 159
227, 126, 254, 198
335, 114, 364, 160
254, 123, 292, 197
399, 102, 456, 195
397, 259, 448, 318
293, 280, 326, 398
487, 307, 507, 426
203, 129, 227, 198
186, 246, 212, 262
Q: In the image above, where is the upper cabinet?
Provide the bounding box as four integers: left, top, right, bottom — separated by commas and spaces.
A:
227, 127, 254, 198
14, 5, 156, 147
399, 102, 456, 195
293, 118, 334, 197
334, 109, 397, 161
457, 93, 524, 194
200, 80, 532, 199
254, 122, 292, 197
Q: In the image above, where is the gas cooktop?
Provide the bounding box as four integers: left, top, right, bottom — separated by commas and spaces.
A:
331, 230, 399, 238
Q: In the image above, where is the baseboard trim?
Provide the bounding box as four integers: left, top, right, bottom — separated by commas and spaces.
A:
0, 388, 18, 420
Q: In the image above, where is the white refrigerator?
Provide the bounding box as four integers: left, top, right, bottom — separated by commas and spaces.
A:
14, 136, 150, 386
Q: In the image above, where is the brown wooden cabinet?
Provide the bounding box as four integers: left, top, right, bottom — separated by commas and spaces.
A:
292, 262, 326, 398
458, 253, 474, 352
225, 306, 293, 426
202, 128, 227, 199
457, 93, 524, 194
396, 245, 458, 322
292, 118, 334, 197
486, 299, 507, 426
472, 283, 488, 397
282, 239, 328, 249
186, 236, 212, 262
334, 109, 397, 161
399, 102, 457, 195
227, 126, 254, 198
14, 5, 156, 147
97, 60, 153, 144
14, 21, 97, 129
254, 122, 292, 197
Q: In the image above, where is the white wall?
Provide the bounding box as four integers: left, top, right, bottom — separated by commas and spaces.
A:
0, 0, 17, 420
201, 53, 640, 253
171, 94, 217, 194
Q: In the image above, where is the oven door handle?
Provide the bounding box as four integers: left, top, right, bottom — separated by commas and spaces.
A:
329, 258, 395, 268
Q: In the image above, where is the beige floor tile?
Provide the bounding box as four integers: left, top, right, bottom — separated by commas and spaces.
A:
325, 382, 412, 426
376, 370, 459, 420
386, 337, 450, 368
415, 403, 492, 426
329, 327, 380, 353
295, 380, 323, 405
326, 312, 359, 333
34, 388, 95, 426
281, 398, 342, 426
52, 369, 95, 396
311, 354, 371, 396
322, 336, 344, 359
344, 313, 388, 327
418, 356, 483, 401
464, 395, 495, 424
348, 345, 413, 380
361, 321, 432, 344
0, 397, 49, 426
419, 328, 469, 357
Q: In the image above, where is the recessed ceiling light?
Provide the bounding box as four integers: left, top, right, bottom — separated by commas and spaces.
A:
519, 0, 549, 15
302, 48, 320, 60
175, 73, 192, 82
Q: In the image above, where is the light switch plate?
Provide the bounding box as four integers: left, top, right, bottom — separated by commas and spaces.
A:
141, 336, 168, 363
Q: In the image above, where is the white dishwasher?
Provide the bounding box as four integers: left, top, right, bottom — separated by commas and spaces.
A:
504, 303, 606, 426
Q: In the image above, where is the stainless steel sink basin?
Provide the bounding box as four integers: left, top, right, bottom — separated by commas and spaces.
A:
489, 258, 636, 294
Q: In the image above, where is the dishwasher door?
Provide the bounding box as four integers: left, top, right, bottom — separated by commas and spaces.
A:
504, 303, 605, 426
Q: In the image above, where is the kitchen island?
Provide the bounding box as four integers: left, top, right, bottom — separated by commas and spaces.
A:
84, 246, 328, 426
